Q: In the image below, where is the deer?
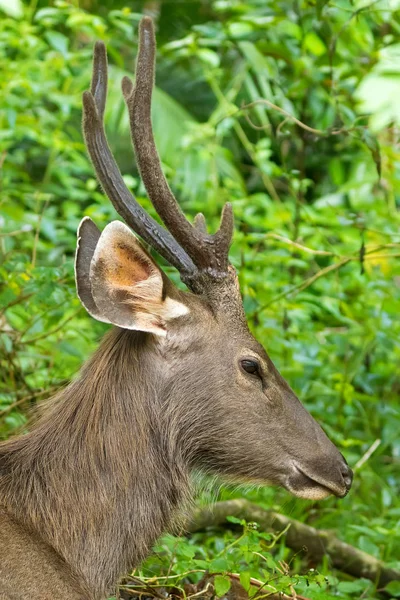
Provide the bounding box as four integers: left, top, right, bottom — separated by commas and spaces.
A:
0, 16, 352, 600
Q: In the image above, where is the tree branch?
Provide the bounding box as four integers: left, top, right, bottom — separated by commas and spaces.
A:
187, 499, 400, 589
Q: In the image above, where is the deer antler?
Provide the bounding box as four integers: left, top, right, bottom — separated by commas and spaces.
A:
122, 17, 234, 275
82, 42, 195, 276
82, 17, 234, 291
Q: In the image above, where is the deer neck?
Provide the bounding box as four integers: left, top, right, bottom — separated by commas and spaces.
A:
0, 328, 190, 599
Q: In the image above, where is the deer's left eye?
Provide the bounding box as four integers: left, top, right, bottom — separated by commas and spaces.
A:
240, 359, 261, 378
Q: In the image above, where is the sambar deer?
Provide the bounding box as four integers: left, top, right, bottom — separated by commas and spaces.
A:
0, 16, 352, 600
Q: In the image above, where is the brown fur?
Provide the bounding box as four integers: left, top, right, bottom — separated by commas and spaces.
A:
0, 329, 191, 598
0, 284, 351, 598
0, 508, 86, 599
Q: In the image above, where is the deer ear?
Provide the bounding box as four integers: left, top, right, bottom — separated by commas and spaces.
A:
75, 217, 111, 324
76, 220, 189, 336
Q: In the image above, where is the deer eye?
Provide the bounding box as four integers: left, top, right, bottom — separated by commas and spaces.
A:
240, 358, 261, 378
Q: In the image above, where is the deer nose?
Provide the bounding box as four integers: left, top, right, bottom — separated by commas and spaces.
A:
340, 455, 353, 492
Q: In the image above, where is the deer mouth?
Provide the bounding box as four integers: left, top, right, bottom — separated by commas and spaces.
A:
285, 464, 350, 500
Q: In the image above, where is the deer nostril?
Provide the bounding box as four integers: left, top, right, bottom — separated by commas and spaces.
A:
341, 464, 353, 490
338, 453, 353, 490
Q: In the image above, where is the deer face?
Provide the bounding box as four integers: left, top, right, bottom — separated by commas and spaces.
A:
76, 16, 352, 502
170, 307, 353, 500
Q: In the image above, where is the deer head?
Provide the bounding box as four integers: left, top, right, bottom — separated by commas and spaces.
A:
76, 17, 352, 501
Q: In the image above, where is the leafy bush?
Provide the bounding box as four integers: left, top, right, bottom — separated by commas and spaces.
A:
1, 1, 399, 598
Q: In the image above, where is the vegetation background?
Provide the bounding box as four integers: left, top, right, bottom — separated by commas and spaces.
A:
0, 0, 399, 598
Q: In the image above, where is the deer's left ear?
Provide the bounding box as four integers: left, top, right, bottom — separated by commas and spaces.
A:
75, 219, 189, 336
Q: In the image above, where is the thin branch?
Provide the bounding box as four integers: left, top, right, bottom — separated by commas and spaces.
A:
187, 500, 400, 588
219, 100, 369, 139
0, 293, 34, 318
22, 309, 81, 344
207, 74, 281, 203
0, 385, 62, 417
329, 0, 383, 88
31, 197, 49, 268
364, 253, 400, 260
233, 120, 282, 203
16, 298, 71, 343
265, 233, 336, 256
242, 100, 325, 135
252, 242, 400, 315
354, 439, 382, 472
121, 571, 310, 600
254, 256, 352, 314
0, 227, 33, 238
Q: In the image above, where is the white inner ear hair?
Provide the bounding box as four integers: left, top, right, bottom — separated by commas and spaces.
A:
110, 272, 190, 323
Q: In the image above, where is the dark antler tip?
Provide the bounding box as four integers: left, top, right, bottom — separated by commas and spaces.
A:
82, 89, 92, 98
220, 202, 233, 220
140, 16, 154, 31
214, 202, 234, 252
194, 213, 207, 234
121, 76, 134, 99
82, 91, 98, 117
82, 90, 92, 104
139, 16, 156, 50
223, 202, 234, 220
94, 40, 107, 56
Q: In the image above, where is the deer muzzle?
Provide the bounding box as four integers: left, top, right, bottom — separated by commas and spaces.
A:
285, 454, 353, 500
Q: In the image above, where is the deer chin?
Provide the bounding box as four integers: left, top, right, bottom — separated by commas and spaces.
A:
284, 464, 349, 500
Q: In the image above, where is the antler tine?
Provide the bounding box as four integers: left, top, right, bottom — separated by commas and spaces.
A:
122, 17, 234, 274
193, 213, 207, 233
82, 41, 195, 276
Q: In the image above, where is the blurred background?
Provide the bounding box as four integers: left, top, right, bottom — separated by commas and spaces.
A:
0, 0, 399, 598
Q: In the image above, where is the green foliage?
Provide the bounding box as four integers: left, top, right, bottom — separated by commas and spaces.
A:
1, 1, 400, 598
130, 517, 376, 599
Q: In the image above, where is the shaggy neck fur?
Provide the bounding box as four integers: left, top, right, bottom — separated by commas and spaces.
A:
0, 329, 190, 599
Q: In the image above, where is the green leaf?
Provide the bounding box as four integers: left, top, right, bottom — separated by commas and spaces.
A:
197, 49, 220, 68
384, 581, 400, 597
0, 0, 23, 18
227, 22, 253, 38
239, 41, 270, 73
176, 544, 196, 559
337, 580, 372, 593
193, 559, 209, 569
210, 557, 229, 573
239, 571, 251, 591
303, 32, 327, 56
356, 73, 400, 130
226, 516, 246, 525
44, 31, 69, 57
214, 575, 231, 597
